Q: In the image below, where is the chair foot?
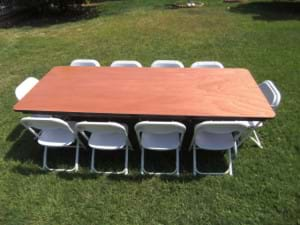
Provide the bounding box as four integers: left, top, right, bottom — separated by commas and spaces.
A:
90, 168, 128, 175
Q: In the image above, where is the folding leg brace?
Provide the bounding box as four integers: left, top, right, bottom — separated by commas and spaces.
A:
238, 129, 263, 149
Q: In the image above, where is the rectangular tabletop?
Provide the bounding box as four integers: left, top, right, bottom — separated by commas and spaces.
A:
14, 66, 275, 120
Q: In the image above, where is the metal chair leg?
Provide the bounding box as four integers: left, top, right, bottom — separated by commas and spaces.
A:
250, 130, 263, 149
90, 148, 95, 172
228, 149, 233, 176
193, 146, 197, 176
140, 147, 144, 175
124, 146, 129, 175
176, 148, 180, 176
43, 146, 48, 170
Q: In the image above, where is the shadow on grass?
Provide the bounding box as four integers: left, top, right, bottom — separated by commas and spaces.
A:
6, 123, 231, 181
229, 1, 300, 21
0, 0, 122, 29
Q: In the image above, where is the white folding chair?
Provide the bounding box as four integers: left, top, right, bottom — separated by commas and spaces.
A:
16, 78, 51, 118
238, 80, 281, 149
110, 60, 142, 68
15, 77, 39, 101
191, 61, 224, 69
75, 122, 130, 175
70, 59, 100, 67
135, 121, 186, 176
190, 121, 248, 176
151, 60, 184, 68
20, 117, 79, 172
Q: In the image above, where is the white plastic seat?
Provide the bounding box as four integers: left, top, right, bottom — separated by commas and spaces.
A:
110, 60, 142, 68
190, 121, 248, 176
20, 117, 79, 172
75, 122, 129, 175
70, 59, 100, 67
135, 121, 186, 176
238, 80, 281, 149
15, 77, 39, 101
191, 61, 224, 69
151, 60, 184, 68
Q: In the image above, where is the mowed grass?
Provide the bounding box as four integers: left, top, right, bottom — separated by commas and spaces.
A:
0, 0, 300, 224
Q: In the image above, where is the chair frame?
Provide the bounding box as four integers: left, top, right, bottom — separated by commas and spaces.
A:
190, 121, 247, 176
76, 121, 130, 175
238, 80, 281, 149
21, 117, 81, 172
135, 121, 186, 176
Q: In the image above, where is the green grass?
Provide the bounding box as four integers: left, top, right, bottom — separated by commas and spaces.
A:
0, 0, 300, 224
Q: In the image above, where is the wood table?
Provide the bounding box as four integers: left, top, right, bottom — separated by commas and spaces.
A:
13, 66, 275, 121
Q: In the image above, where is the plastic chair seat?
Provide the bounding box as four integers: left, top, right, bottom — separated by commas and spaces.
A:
38, 128, 75, 147
195, 132, 235, 150
141, 133, 180, 150
88, 132, 127, 150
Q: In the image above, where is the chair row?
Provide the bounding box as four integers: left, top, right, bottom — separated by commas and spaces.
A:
15, 78, 281, 152
21, 118, 250, 176
20, 78, 281, 176
70, 59, 225, 69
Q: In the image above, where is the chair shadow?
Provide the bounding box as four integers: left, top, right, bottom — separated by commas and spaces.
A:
229, 1, 300, 21
6, 122, 230, 182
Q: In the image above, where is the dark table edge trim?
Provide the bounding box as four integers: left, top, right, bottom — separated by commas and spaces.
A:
14, 110, 274, 121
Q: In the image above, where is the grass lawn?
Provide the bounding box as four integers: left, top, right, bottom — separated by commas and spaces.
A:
0, 0, 300, 224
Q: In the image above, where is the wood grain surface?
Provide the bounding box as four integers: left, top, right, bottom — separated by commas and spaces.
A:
14, 66, 275, 120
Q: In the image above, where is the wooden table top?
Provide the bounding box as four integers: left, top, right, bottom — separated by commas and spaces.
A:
14, 66, 275, 120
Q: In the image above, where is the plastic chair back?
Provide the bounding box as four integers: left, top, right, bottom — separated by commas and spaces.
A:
151, 60, 184, 68
76, 122, 127, 136
265, 80, 281, 110
21, 117, 75, 134
259, 80, 280, 110
15, 77, 39, 100
70, 59, 100, 67
111, 60, 142, 68
135, 121, 186, 135
191, 61, 224, 68
195, 121, 248, 135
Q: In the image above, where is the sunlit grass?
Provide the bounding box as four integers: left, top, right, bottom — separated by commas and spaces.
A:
0, 0, 299, 224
